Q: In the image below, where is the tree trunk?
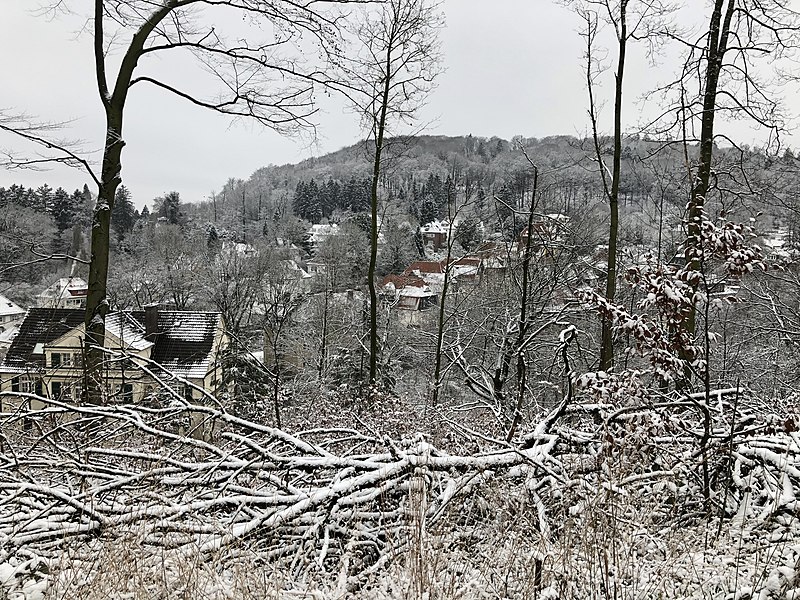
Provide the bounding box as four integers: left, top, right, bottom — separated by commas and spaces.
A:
599, 6, 627, 373
684, 0, 733, 341
431, 197, 457, 405
367, 49, 393, 394
84, 109, 124, 403
84, 0, 173, 403
507, 166, 538, 441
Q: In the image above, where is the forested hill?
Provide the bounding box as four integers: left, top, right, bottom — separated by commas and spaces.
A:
188, 132, 800, 245
3, 133, 798, 309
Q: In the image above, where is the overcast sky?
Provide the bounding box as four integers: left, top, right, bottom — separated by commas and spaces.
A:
1, 1, 794, 209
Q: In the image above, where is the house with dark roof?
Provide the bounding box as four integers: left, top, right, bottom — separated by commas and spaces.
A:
0, 294, 26, 362
0, 305, 227, 406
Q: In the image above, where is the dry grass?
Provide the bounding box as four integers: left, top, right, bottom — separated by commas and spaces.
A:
27, 482, 798, 600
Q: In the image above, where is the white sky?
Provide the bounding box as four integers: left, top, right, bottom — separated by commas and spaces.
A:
1, 1, 795, 208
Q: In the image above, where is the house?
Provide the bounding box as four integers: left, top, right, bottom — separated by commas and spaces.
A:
518, 213, 571, 253
0, 295, 27, 363
36, 277, 89, 309
420, 220, 450, 251
0, 326, 19, 363
0, 305, 227, 406
308, 223, 341, 246
402, 260, 447, 291
0, 294, 25, 326
448, 256, 482, 281
473, 240, 514, 279
402, 256, 482, 288
381, 274, 438, 311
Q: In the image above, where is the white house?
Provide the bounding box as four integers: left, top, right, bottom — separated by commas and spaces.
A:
0, 294, 25, 326
36, 277, 89, 309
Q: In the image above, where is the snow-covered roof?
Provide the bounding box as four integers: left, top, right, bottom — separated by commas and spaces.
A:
0, 294, 25, 319
105, 312, 153, 352
285, 259, 312, 279
147, 311, 222, 379
398, 285, 436, 298
221, 241, 257, 256
450, 264, 479, 278
0, 308, 223, 381
308, 224, 341, 244
381, 274, 436, 299
420, 220, 451, 235
37, 277, 88, 301
0, 324, 19, 346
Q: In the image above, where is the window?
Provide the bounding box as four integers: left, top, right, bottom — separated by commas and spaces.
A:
121, 384, 133, 403
51, 381, 62, 399
51, 353, 61, 368
11, 377, 19, 392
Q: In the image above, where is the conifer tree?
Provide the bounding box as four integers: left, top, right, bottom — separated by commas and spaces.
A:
111, 185, 137, 238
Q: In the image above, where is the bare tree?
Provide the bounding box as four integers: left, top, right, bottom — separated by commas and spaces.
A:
572, 0, 673, 371
8, 1, 357, 402
343, 0, 443, 394
646, 1, 800, 380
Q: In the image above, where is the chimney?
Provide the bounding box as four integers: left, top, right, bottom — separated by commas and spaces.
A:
144, 303, 160, 341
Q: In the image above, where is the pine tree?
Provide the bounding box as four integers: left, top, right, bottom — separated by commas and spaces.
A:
156, 191, 182, 225
111, 185, 137, 238
320, 179, 341, 219
35, 184, 53, 212
306, 180, 321, 223
51, 187, 76, 232
419, 194, 439, 225
292, 180, 322, 223
346, 177, 370, 213
7, 184, 26, 206
292, 181, 308, 219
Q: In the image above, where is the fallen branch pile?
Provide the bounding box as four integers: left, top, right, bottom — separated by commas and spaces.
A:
0, 388, 798, 597
0, 392, 558, 586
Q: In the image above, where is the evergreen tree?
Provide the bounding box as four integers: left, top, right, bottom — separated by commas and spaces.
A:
346, 177, 370, 213
156, 191, 182, 225
320, 179, 341, 219
306, 179, 321, 223
111, 185, 137, 238
292, 181, 308, 217
78, 184, 94, 225
419, 194, 439, 225
292, 180, 322, 223
7, 184, 26, 206
35, 184, 53, 212
206, 223, 221, 251
51, 187, 76, 232
455, 216, 480, 251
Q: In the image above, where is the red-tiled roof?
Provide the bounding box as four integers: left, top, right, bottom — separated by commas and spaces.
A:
403, 261, 445, 275
452, 256, 481, 267
382, 274, 426, 289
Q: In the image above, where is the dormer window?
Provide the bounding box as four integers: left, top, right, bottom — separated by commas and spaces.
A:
51, 352, 61, 368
